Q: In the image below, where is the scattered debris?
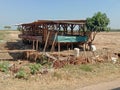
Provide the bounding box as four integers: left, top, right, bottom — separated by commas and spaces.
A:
111, 57, 118, 64
74, 48, 80, 57
91, 45, 96, 51
45, 53, 57, 61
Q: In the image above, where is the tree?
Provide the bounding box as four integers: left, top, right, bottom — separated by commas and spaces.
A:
4, 26, 11, 30
86, 12, 110, 45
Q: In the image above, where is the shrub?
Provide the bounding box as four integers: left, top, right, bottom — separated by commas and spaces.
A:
15, 68, 28, 79
36, 55, 48, 64
29, 63, 42, 74
35, 55, 53, 68
0, 61, 10, 73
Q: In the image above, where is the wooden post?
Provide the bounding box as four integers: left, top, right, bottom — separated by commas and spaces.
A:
36, 40, 39, 50
43, 31, 50, 53
68, 48, 70, 61
83, 44, 87, 58
51, 32, 58, 52
71, 43, 73, 50
33, 40, 35, 50
71, 24, 73, 35
58, 42, 60, 59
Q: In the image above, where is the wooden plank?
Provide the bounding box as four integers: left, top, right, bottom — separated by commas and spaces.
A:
0, 58, 13, 60
45, 53, 57, 60
0, 50, 36, 53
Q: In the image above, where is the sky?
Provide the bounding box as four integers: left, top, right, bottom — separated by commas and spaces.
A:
0, 0, 120, 29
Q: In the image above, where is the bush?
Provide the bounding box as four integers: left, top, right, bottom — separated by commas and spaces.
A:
15, 68, 28, 79
0, 61, 10, 73
38, 55, 53, 68
36, 55, 48, 65
29, 63, 42, 74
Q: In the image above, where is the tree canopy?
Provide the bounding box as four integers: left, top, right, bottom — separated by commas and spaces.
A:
86, 12, 110, 32
85, 12, 110, 49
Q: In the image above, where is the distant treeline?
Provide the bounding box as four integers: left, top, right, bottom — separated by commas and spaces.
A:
110, 29, 120, 32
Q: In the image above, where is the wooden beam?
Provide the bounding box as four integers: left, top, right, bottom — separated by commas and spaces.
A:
0, 50, 36, 53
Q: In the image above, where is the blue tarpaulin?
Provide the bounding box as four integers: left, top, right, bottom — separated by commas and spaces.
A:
55, 35, 88, 43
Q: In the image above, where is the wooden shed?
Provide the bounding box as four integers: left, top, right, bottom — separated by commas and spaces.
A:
18, 20, 90, 51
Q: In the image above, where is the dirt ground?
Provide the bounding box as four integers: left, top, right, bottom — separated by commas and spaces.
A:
93, 32, 120, 52
78, 78, 120, 90
0, 31, 120, 51
0, 31, 120, 90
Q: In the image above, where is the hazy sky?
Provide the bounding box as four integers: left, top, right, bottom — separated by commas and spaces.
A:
0, 0, 120, 29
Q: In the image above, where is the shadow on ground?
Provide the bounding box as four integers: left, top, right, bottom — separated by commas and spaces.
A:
111, 87, 120, 90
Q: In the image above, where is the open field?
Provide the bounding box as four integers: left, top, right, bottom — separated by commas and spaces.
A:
0, 30, 120, 50
93, 32, 120, 51
0, 30, 120, 90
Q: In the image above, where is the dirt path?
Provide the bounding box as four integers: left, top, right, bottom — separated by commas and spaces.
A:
77, 78, 120, 90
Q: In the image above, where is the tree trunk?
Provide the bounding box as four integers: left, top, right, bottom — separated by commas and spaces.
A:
88, 31, 97, 50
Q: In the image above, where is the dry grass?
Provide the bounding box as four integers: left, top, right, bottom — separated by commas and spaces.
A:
93, 32, 120, 52
0, 31, 120, 90
0, 30, 20, 41
0, 61, 120, 90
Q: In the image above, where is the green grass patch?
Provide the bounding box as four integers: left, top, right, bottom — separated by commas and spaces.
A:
79, 64, 93, 72
63, 64, 93, 72
29, 63, 42, 74
0, 61, 10, 73
60, 63, 120, 79
15, 68, 28, 79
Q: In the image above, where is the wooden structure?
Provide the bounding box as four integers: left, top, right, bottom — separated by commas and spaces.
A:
18, 20, 89, 51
